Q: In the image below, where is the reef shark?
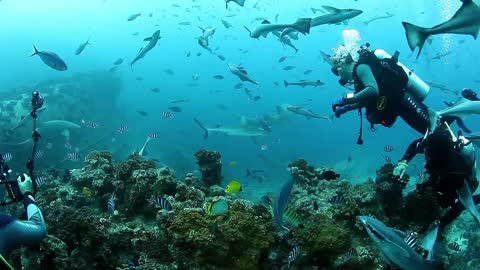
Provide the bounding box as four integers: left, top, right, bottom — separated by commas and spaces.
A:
3, 120, 81, 146
363, 12, 394, 26
225, 0, 245, 9
402, 0, 480, 58
286, 106, 333, 121
131, 30, 161, 67
244, 18, 311, 39
280, 6, 362, 38
283, 80, 324, 88
359, 216, 434, 270
10, 107, 47, 132
194, 118, 266, 139
438, 98, 480, 117
228, 64, 258, 84
310, 6, 363, 27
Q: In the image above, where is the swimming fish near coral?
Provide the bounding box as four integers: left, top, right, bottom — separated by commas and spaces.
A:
107, 192, 116, 213
225, 180, 242, 193
321, 170, 340, 180
35, 176, 48, 187
206, 198, 229, 216
329, 194, 345, 205
148, 197, 172, 211
82, 187, 93, 197
287, 245, 300, 268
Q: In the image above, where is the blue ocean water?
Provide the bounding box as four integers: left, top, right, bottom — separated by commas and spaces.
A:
0, 0, 479, 200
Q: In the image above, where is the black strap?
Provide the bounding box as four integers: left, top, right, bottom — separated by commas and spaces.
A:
357, 109, 364, 145
27, 104, 41, 183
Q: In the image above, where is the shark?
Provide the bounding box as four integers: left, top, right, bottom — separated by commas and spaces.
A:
279, 6, 362, 38
245, 18, 311, 39
2, 120, 81, 146
131, 30, 161, 67
10, 107, 47, 132
194, 118, 266, 139
225, 0, 245, 9
402, 0, 480, 58
319, 50, 334, 67
286, 106, 333, 121
359, 216, 434, 270
363, 12, 394, 26
283, 80, 324, 88
310, 6, 363, 27
228, 64, 258, 84
438, 98, 480, 118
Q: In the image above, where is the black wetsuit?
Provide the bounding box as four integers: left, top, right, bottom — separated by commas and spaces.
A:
399, 128, 478, 228
0, 192, 46, 257
352, 52, 473, 134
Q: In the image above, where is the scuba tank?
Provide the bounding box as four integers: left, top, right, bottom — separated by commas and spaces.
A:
373, 49, 430, 101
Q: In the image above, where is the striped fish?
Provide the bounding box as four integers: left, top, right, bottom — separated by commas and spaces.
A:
283, 206, 302, 227
448, 242, 461, 252
148, 132, 159, 139
329, 194, 345, 205
107, 192, 116, 213
161, 112, 174, 118
67, 152, 80, 161
148, 197, 172, 211
35, 176, 48, 187
118, 125, 129, 133
34, 150, 44, 160
1, 153, 12, 162
404, 231, 417, 249
81, 119, 99, 128
344, 248, 357, 261
384, 145, 396, 152
382, 155, 392, 163
288, 245, 300, 268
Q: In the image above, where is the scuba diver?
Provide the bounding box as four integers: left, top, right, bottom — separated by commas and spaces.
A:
0, 90, 47, 269
393, 120, 480, 230
0, 173, 47, 267
329, 30, 471, 144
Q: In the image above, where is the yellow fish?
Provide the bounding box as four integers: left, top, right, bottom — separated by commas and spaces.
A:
82, 187, 93, 197
225, 180, 242, 193
229, 161, 237, 167
206, 198, 229, 216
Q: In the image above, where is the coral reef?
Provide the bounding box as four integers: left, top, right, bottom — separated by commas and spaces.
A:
4, 152, 476, 270
194, 149, 223, 187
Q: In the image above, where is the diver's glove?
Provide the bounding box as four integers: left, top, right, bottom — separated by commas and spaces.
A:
17, 173, 34, 195
334, 105, 352, 118
393, 160, 408, 178
332, 97, 348, 112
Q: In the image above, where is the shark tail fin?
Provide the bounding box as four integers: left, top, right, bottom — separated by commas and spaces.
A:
243, 26, 252, 35
283, 80, 289, 87
328, 114, 335, 123
30, 44, 39, 57
194, 118, 209, 140
402, 21, 429, 59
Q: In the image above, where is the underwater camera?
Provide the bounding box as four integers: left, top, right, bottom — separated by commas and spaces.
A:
0, 159, 23, 206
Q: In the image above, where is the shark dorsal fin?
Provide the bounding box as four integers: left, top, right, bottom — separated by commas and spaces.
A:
322, 5, 341, 14
238, 67, 248, 74
261, 19, 271, 24
234, 0, 246, 7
